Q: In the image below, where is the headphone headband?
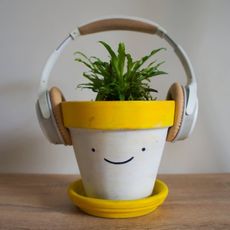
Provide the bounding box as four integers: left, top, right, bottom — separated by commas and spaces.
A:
39, 16, 197, 119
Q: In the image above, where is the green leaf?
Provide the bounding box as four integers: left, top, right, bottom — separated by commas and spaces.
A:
131, 48, 166, 75
74, 51, 92, 63
117, 42, 126, 77
74, 58, 93, 70
125, 53, 134, 79
99, 41, 117, 59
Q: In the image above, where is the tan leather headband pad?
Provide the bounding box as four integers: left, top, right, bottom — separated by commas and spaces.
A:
79, 18, 157, 35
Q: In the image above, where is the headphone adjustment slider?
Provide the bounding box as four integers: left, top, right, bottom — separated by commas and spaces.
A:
156, 27, 167, 38
69, 28, 80, 40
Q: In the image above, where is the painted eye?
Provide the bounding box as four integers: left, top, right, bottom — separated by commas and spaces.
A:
91, 148, 96, 152
141, 147, 146, 152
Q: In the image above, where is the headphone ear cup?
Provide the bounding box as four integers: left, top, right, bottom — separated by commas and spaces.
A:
166, 82, 185, 142
49, 87, 72, 145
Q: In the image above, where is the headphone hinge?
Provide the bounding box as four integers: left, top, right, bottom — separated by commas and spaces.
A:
69, 28, 80, 40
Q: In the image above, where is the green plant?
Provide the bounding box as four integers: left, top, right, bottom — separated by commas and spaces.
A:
74, 41, 167, 101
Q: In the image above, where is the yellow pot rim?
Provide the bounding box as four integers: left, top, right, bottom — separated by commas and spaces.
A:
68, 178, 168, 218
61, 100, 175, 130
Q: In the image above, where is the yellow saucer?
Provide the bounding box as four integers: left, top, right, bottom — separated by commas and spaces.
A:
68, 179, 168, 218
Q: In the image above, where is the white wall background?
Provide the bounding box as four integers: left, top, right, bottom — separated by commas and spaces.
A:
0, 0, 229, 174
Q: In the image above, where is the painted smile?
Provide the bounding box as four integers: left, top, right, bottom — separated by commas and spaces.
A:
104, 156, 134, 165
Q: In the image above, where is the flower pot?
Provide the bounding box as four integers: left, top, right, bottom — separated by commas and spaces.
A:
62, 101, 174, 200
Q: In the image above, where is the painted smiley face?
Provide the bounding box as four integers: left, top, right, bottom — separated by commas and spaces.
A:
70, 128, 168, 200
91, 147, 146, 165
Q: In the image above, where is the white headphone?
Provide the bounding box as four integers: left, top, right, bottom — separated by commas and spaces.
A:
36, 16, 198, 145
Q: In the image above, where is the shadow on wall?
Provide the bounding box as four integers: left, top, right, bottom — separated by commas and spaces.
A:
0, 80, 54, 173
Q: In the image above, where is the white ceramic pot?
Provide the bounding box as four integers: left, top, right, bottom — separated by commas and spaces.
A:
70, 128, 168, 200
61, 101, 175, 200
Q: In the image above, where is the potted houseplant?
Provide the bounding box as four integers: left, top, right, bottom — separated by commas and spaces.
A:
62, 41, 175, 201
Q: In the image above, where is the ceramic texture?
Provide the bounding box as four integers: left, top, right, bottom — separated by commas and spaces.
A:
70, 128, 167, 200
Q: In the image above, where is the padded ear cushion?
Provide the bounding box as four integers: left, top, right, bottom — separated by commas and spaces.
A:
166, 82, 185, 142
49, 87, 72, 145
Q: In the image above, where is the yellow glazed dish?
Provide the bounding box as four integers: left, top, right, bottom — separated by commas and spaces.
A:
68, 179, 168, 218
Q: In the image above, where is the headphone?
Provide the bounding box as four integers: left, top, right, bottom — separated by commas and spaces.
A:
36, 16, 198, 145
